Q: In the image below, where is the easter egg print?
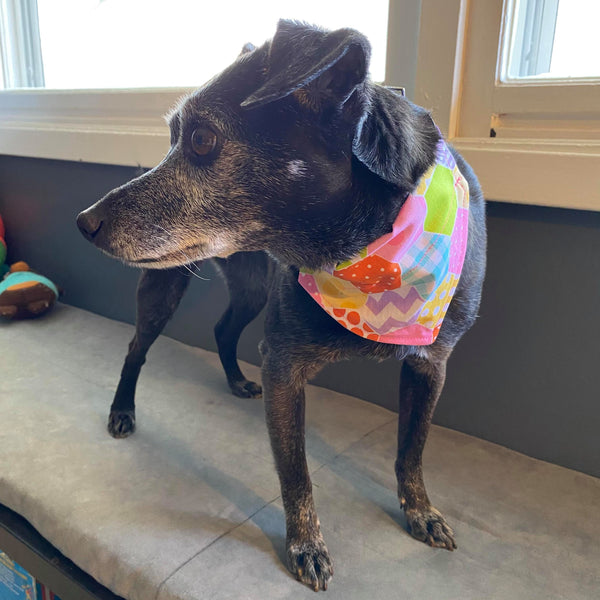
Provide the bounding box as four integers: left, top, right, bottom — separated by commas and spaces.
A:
334, 255, 402, 294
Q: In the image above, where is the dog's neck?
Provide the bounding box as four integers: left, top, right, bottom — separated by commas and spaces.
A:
266, 160, 409, 271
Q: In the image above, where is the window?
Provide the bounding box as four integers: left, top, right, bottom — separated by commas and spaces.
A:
416, 0, 600, 211
0, 0, 390, 166
3, 0, 388, 90
4, 0, 598, 211
506, 0, 600, 80
0, 0, 45, 88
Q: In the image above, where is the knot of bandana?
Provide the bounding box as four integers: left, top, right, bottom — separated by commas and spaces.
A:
298, 138, 469, 345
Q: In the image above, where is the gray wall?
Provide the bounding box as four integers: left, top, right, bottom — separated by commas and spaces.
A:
1, 155, 599, 478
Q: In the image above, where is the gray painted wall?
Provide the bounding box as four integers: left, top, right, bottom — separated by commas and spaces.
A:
1, 155, 599, 478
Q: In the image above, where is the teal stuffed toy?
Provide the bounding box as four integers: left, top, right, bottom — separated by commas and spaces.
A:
0, 213, 6, 279
0, 214, 59, 319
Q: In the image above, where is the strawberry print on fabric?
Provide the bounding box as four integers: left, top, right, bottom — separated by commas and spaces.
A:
334, 255, 402, 294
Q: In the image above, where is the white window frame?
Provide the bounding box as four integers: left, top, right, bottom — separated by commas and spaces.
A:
415, 0, 600, 212
0, 87, 184, 167
0, 0, 187, 168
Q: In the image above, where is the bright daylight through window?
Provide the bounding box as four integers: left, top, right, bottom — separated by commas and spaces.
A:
0, 0, 388, 90
504, 0, 600, 80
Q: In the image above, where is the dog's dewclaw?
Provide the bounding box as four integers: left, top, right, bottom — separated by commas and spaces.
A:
404, 506, 457, 550
287, 540, 334, 592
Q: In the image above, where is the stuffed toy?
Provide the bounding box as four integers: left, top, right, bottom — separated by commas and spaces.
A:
0, 213, 7, 278
0, 214, 59, 319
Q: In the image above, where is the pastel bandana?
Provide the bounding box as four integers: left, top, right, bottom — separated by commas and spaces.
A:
298, 138, 469, 345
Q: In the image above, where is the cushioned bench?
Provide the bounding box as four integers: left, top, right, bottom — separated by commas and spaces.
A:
1, 304, 598, 599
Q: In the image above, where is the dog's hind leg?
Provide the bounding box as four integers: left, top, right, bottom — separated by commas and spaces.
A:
395, 347, 457, 550
108, 268, 191, 438
214, 252, 269, 398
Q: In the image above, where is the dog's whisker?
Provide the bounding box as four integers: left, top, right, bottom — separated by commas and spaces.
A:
180, 261, 210, 281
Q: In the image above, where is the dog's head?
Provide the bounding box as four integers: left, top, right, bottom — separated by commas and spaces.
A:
77, 20, 438, 269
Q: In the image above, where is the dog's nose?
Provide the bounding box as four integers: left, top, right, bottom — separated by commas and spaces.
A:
77, 210, 103, 241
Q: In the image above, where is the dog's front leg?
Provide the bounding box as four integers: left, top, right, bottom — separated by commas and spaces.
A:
262, 350, 333, 591
109, 268, 190, 438
395, 348, 457, 550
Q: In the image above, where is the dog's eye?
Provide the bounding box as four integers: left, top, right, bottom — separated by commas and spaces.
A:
191, 127, 218, 157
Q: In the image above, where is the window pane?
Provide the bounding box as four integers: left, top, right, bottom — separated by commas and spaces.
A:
549, 0, 600, 77
505, 0, 600, 80
24, 0, 388, 89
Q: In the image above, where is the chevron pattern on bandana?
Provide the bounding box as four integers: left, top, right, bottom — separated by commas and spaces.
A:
298, 138, 469, 345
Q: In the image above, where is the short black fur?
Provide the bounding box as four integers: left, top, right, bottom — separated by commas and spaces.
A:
77, 20, 486, 592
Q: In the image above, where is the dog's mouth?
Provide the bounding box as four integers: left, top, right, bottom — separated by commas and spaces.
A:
130, 243, 205, 267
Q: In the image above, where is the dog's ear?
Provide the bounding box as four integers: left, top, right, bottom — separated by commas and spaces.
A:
239, 42, 256, 56
241, 20, 370, 110
352, 88, 440, 190
240, 20, 439, 190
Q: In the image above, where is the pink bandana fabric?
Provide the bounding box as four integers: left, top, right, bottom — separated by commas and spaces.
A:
298, 139, 469, 345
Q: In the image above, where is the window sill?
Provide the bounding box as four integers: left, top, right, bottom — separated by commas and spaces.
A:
0, 118, 170, 167
0, 88, 189, 167
451, 137, 600, 212
1, 90, 599, 212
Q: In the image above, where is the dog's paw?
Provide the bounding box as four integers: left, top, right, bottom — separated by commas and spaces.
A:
229, 379, 262, 399
108, 410, 136, 438
403, 505, 457, 550
287, 538, 334, 592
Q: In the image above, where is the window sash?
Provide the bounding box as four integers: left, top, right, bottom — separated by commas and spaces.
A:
0, 0, 44, 88
460, 0, 600, 137
505, 0, 559, 79
416, 0, 600, 211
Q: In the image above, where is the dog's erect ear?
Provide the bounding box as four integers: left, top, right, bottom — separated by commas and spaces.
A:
353, 88, 440, 190
239, 42, 256, 57
241, 20, 370, 110
239, 20, 439, 191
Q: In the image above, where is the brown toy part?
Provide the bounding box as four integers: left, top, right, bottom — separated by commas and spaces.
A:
0, 282, 56, 319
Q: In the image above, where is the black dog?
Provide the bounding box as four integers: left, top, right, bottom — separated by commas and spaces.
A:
77, 20, 486, 591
